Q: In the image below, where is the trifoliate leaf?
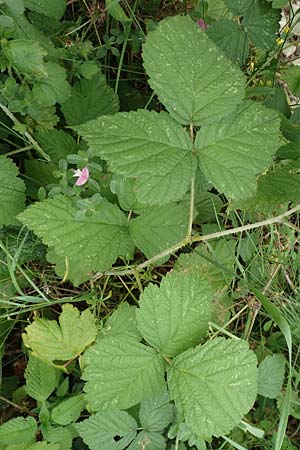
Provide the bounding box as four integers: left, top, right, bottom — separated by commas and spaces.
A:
32, 62, 71, 107
103, 303, 142, 340
75, 411, 137, 450
207, 19, 249, 65
127, 431, 166, 450
143, 15, 245, 126
0, 417, 37, 444
196, 101, 281, 200
82, 336, 166, 411
61, 74, 119, 126
224, 0, 253, 15
168, 337, 258, 438
22, 304, 97, 363
258, 354, 286, 399
25, 354, 60, 401
3, 39, 47, 78
136, 271, 212, 357
24, 0, 66, 19
51, 395, 86, 425
0, 156, 26, 226
243, 0, 280, 51
35, 130, 78, 164
18, 195, 134, 273
129, 202, 189, 259
139, 391, 174, 432
76, 110, 197, 206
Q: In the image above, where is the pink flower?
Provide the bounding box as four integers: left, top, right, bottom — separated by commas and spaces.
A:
197, 18, 208, 31
73, 167, 89, 186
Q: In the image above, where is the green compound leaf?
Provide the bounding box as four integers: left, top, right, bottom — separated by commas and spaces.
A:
18, 194, 134, 273
51, 394, 86, 425
196, 101, 281, 200
75, 410, 137, 450
224, 0, 253, 15
258, 354, 286, 399
24, 0, 66, 19
136, 271, 212, 357
82, 336, 166, 411
25, 354, 60, 402
0, 156, 26, 226
76, 110, 197, 206
32, 62, 71, 107
243, 0, 280, 51
3, 39, 47, 78
129, 202, 189, 259
22, 304, 97, 363
207, 19, 249, 65
0, 417, 37, 445
61, 74, 119, 126
168, 337, 258, 439
139, 391, 174, 432
143, 15, 245, 126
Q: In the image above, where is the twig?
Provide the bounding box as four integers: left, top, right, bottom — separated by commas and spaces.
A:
0, 395, 37, 417
0, 104, 50, 161
94, 203, 300, 279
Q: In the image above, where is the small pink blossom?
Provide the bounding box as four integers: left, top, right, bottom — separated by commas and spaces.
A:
197, 18, 208, 31
73, 167, 89, 186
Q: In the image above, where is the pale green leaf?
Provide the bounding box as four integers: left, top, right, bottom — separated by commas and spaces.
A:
196, 101, 281, 200
127, 431, 166, 450
24, 0, 66, 19
82, 336, 166, 411
75, 410, 137, 450
32, 62, 71, 107
76, 110, 197, 206
0, 417, 37, 445
136, 271, 212, 357
139, 391, 174, 432
129, 202, 189, 259
12, 15, 56, 57
103, 303, 142, 340
258, 354, 286, 399
0, 156, 26, 226
51, 394, 86, 425
25, 354, 60, 401
22, 304, 97, 363
168, 337, 258, 438
207, 19, 249, 65
42, 426, 73, 450
61, 74, 119, 126
3, 39, 47, 78
35, 129, 78, 164
3, 0, 24, 16
207, 0, 229, 19
143, 15, 245, 125
18, 195, 134, 273
224, 0, 253, 15
243, 0, 280, 51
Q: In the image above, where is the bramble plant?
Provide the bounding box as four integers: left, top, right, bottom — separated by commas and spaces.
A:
1, 1, 300, 449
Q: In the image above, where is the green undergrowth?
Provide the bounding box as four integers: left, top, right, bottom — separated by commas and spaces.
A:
1, 0, 300, 449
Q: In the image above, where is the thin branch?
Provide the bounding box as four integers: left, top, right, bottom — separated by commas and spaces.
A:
0, 395, 37, 417
0, 104, 50, 161
93, 203, 300, 279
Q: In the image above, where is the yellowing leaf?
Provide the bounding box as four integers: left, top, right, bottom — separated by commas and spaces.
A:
22, 304, 97, 364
